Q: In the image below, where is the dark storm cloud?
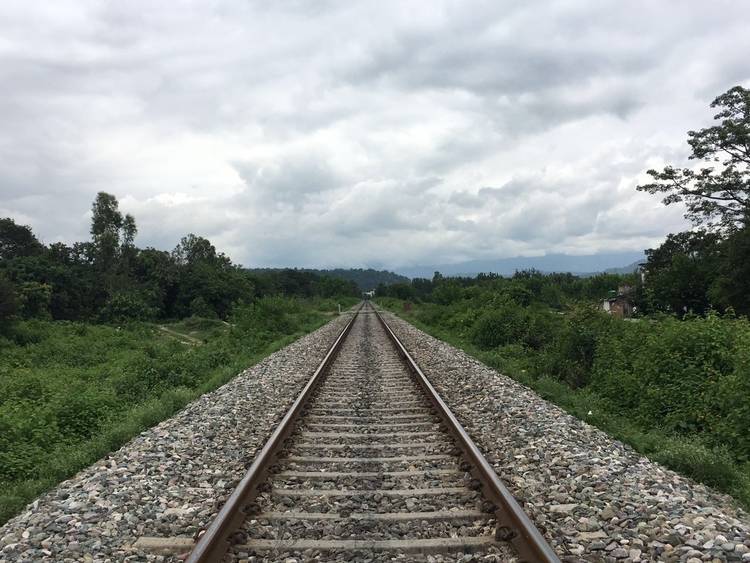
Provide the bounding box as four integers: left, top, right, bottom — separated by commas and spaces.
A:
1, 1, 749, 267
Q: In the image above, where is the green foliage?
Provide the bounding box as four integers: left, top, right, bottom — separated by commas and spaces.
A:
652, 439, 747, 495
378, 282, 416, 301
591, 314, 749, 458
710, 226, 750, 315
431, 280, 463, 305
0, 297, 334, 524
635, 85, 750, 316
0, 275, 19, 328
100, 291, 157, 322
250, 267, 406, 292
189, 296, 216, 318
470, 302, 529, 349
90, 191, 137, 273
637, 85, 750, 232
1, 193, 358, 325
17, 281, 52, 319
534, 306, 611, 388
376, 274, 750, 507
0, 218, 44, 260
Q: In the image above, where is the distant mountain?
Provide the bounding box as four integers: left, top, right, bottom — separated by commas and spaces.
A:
395, 252, 646, 279
602, 260, 645, 275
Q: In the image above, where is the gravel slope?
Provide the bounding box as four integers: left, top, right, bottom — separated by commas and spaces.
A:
4, 306, 748, 562
0, 313, 351, 563
380, 310, 750, 563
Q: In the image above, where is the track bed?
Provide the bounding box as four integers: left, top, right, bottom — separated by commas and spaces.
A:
187, 304, 557, 562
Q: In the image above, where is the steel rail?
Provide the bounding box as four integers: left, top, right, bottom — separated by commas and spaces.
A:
373, 306, 561, 563
185, 303, 363, 563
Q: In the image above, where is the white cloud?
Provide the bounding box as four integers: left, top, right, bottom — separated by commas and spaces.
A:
1, 0, 749, 267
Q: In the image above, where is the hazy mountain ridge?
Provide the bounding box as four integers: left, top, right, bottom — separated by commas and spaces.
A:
395, 252, 646, 279
602, 260, 645, 275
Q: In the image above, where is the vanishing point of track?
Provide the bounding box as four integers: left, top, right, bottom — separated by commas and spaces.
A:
186, 302, 560, 562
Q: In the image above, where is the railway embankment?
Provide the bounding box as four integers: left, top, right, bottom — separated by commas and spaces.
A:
2, 307, 749, 562
0, 314, 352, 562
380, 311, 750, 562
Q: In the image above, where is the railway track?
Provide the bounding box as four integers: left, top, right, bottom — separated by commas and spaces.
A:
186, 303, 559, 562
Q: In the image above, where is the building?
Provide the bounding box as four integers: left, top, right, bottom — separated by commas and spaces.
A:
602, 285, 635, 318
602, 295, 634, 318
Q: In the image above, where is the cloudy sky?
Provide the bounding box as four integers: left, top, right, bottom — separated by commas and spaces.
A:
1, 1, 749, 268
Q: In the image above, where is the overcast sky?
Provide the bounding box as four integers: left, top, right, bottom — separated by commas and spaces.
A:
1, 1, 749, 268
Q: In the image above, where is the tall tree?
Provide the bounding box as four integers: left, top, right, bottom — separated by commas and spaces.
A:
172, 234, 218, 266
637, 86, 750, 231
90, 192, 124, 269
121, 214, 137, 248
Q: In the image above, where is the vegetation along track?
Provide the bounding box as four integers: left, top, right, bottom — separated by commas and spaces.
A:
186, 302, 559, 562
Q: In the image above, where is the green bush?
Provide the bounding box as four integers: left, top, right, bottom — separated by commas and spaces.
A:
53, 387, 118, 440
539, 307, 611, 388
591, 314, 746, 445
652, 438, 741, 492
376, 293, 750, 509
470, 302, 529, 350
100, 291, 157, 322
0, 296, 332, 525
189, 296, 216, 318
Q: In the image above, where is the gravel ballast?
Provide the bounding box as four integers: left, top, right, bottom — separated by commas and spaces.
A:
231, 309, 514, 562
0, 313, 351, 563
380, 310, 750, 562
4, 305, 748, 562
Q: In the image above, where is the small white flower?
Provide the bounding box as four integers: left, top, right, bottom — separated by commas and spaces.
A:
587, 410, 593, 416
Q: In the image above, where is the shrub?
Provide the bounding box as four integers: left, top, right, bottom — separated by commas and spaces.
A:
705, 326, 750, 461
591, 313, 748, 450
534, 306, 610, 388
0, 296, 332, 526
52, 387, 118, 440
470, 302, 529, 350
431, 281, 463, 305
100, 291, 157, 322
18, 281, 52, 319
189, 296, 216, 318
652, 438, 740, 492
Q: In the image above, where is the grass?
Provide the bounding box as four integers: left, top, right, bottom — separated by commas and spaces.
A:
158, 317, 232, 344
377, 298, 750, 510
0, 296, 356, 525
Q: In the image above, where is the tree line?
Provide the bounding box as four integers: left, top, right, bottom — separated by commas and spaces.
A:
0, 193, 358, 326
248, 267, 409, 292
380, 85, 750, 318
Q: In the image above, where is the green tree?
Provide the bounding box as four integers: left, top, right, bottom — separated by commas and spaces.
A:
91, 192, 123, 269
0, 218, 43, 260
132, 248, 179, 316
100, 291, 157, 322
709, 225, 750, 315
90, 192, 137, 270
643, 231, 722, 315
172, 234, 220, 266
637, 86, 750, 231
0, 275, 19, 328
172, 235, 254, 318
18, 281, 52, 318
